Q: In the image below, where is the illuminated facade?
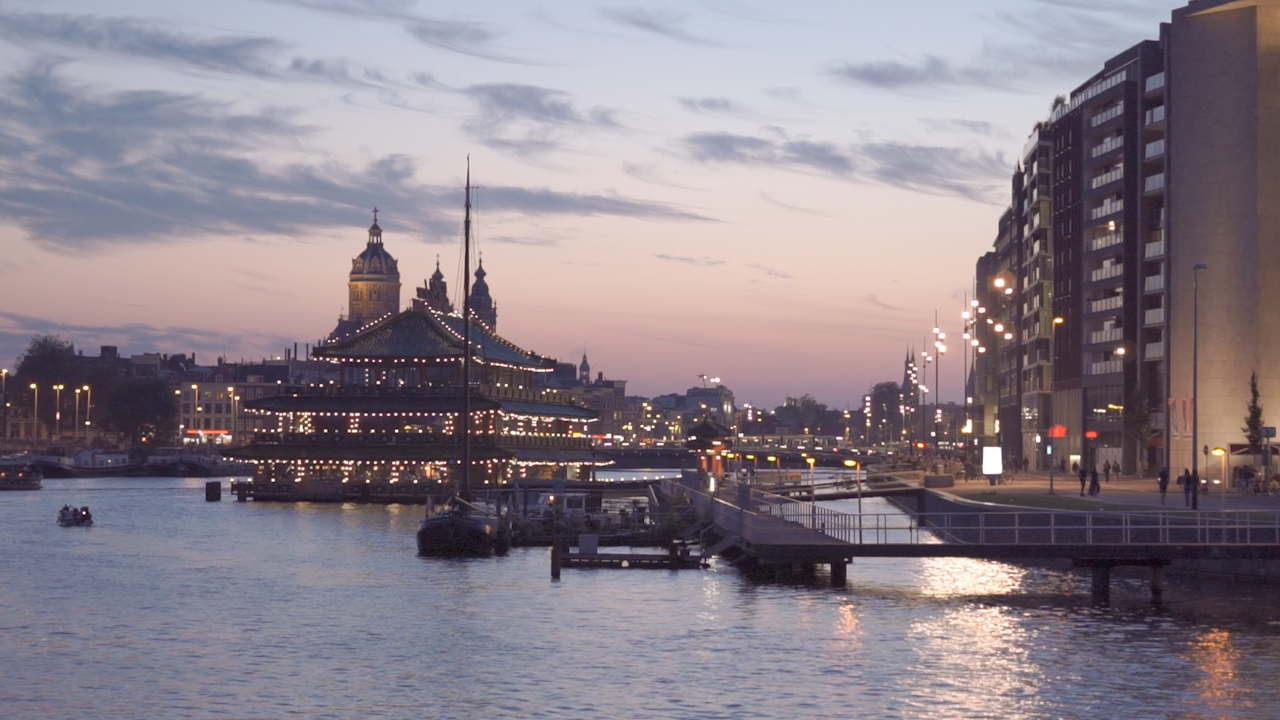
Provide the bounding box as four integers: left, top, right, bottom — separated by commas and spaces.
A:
229, 306, 607, 501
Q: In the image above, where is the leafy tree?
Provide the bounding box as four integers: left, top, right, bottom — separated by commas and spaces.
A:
101, 378, 179, 446
1243, 370, 1264, 465
13, 335, 83, 433
867, 381, 905, 445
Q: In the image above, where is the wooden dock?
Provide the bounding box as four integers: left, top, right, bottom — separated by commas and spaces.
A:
560, 551, 706, 569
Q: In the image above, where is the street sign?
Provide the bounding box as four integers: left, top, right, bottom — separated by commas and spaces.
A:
1263, 427, 1276, 438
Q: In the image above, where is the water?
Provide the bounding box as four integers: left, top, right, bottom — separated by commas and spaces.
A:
4, 478, 1280, 719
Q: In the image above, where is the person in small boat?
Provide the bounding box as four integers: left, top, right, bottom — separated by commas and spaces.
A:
79, 506, 92, 523
59, 505, 73, 523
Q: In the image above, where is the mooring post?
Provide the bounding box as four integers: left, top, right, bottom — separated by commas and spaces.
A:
1150, 564, 1165, 602
831, 560, 847, 588
205, 481, 221, 502
551, 538, 563, 580
1091, 564, 1111, 605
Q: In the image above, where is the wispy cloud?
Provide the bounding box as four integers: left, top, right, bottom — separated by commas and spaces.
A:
829, 0, 1165, 92
678, 128, 1005, 202
677, 97, 741, 114
745, 263, 792, 280
462, 83, 620, 155
865, 294, 904, 311
921, 118, 1002, 137
0, 10, 283, 75
0, 65, 709, 248
653, 254, 725, 266
600, 8, 716, 45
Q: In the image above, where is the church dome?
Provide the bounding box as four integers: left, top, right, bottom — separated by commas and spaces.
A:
351, 213, 399, 281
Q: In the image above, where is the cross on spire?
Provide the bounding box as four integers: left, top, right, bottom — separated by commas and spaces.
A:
372, 206, 379, 223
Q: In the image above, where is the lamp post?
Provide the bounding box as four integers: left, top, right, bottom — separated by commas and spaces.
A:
74, 387, 81, 443
53, 384, 64, 439
1048, 316, 1064, 494
29, 383, 38, 442
0, 368, 7, 449
83, 385, 91, 441
1212, 447, 1227, 509
192, 383, 202, 448
933, 317, 947, 457
1192, 263, 1208, 510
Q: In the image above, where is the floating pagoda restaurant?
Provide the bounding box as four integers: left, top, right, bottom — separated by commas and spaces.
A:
226, 307, 608, 502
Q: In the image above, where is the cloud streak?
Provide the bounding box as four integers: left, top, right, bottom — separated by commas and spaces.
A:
0, 65, 709, 247
462, 83, 619, 154
678, 128, 1005, 203
600, 8, 716, 45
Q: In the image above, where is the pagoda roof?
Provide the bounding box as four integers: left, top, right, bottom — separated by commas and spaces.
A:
245, 392, 597, 420
316, 307, 554, 371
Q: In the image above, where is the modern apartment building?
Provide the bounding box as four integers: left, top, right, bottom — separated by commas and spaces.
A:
973, 0, 1278, 477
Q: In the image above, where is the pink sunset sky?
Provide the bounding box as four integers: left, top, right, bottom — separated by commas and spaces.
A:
0, 0, 1182, 409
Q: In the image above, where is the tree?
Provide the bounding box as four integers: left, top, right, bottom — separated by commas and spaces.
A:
101, 378, 179, 446
13, 335, 83, 434
867, 381, 905, 445
1243, 370, 1264, 468
1124, 384, 1156, 476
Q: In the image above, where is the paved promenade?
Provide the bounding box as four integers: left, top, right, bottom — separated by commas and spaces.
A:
942, 469, 1280, 513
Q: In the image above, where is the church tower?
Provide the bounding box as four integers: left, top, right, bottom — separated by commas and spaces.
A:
347, 209, 401, 325
415, 257, 453, 314
469, 259, 498, 329
579, 353, 591, 384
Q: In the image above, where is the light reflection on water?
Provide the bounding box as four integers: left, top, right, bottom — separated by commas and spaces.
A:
3, 478, 1280, 719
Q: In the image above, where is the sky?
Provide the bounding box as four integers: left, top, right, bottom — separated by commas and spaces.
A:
0, 0, 1184, 410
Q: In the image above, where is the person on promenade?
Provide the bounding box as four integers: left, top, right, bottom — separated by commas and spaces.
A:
1157, 467, 1170, 505
1089, 467, 1101, 496
1103, 460, 1112, 484
1078, 467, 1088, 496
1179, 468, 1192, 507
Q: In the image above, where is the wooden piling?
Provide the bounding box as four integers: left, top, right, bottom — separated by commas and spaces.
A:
831, 561, 847, 588
1150, 564, 1165, 602
550, 539, 563, 580
205, 481, 221, 502
1091, 564, 1111, 605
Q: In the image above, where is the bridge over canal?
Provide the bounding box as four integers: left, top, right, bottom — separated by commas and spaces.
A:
663, 477, 1280, 603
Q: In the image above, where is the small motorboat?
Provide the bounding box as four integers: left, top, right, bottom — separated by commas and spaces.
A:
0, 459, 42, 490
56, 505, 94, 527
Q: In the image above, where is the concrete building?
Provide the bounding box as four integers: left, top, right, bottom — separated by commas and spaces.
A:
972, 0, 1279, 479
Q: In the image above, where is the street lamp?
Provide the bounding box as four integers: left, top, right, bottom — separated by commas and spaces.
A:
0, 368, 7, 448
29, 383, 38, 442
53, 384, 64, 439
74, 387, 81, 443
1192, 263, 1208, 510
1048, 316, 1064, 494
1212, 447, 1227, 508
83, 385, 91, 440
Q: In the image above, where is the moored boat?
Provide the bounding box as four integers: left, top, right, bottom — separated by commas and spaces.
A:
0, 457, 42, 490
417, 497, 499, 557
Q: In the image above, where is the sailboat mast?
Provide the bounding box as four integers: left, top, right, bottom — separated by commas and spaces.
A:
461, 159, 473, 502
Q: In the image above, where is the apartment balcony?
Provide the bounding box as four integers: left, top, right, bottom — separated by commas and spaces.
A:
1145, 139, 1165, 160
1092, 102, 1125, 127
1090, 263, 1124, 282
1089, 231, 1123, 252
1145, 342, 1165, 360
1088, 359, 1123, 376
1088, 295, 1124, 313
1091, 166, 1124, 189
1145, 240, 1165, 258
1091, 135, 1124, 159
1144, 274, 1165, 292
1145, 105, 1166, 127
1090, 198, 1124, 220
1144, 307, 1165, 325
1089, 327, 1124, 344
1145, 72, 1166, 93
1144, 173, 1166, 194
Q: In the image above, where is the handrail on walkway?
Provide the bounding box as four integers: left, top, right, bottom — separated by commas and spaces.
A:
664, 478, 1280, 547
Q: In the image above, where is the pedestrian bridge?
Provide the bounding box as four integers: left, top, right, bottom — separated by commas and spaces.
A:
663, 477, 1280, 602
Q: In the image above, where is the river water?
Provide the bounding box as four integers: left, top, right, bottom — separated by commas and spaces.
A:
4, 477, 1280, 719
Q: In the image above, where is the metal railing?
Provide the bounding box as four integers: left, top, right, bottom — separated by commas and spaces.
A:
668, 479, 1280, 549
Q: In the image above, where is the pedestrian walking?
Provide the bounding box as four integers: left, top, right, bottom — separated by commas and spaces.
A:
1078, 467, 1087, 497
1157, 467, 1170, 505
1088, 467, 1101, 496
1103, 460, 1112, 484
1179, 468, 1192, 507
